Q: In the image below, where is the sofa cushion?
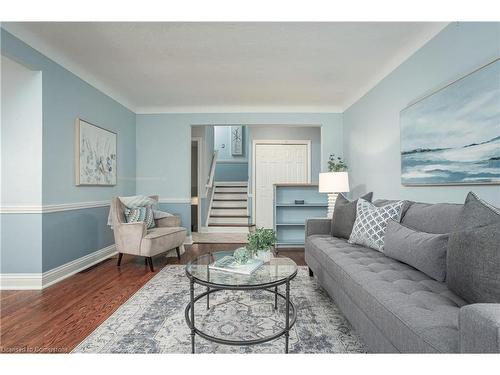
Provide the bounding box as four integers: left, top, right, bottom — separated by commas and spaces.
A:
332, 192, 373, 239
401, 202, 463, 234
141, 226, 187, 256
306, 235, 466, 352
447, 192, 500, 303
349, 199, 405, 251
384, 220, 449, 282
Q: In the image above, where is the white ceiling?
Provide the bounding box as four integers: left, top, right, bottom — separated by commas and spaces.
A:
3, 22, 447, 113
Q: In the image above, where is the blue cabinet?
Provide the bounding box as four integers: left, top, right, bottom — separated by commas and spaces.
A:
273, 183, 328, 249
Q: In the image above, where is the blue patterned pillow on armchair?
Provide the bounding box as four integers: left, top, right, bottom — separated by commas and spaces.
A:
124, 205, 156, 229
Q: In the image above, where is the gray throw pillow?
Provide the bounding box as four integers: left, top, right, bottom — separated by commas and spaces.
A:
447, 192, 500, 303
331, 192, 373, 239
384, 220, 449, 282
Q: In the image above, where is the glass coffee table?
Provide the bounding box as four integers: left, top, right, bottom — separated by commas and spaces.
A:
185, 251, 297, 353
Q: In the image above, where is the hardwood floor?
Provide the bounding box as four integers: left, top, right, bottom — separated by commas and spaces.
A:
0, 244, 304, 353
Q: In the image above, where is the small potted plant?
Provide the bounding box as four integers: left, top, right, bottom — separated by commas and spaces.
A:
246, 228, 277, 262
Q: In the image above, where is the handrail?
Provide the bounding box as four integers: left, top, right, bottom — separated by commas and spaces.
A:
205, 149, 218, 189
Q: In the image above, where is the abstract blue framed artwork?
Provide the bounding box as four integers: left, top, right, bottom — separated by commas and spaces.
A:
400, 58, 500, 185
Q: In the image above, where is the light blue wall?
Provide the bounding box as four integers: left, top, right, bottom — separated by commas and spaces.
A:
1, 29, 136, 273
214, 125, 249, 181
215, 162, 249, 181
214, 126, 249, 160
344, 22, 500, 206
1, 215, 43, 273
136, 113, 343, 231
42, 207, 113, 271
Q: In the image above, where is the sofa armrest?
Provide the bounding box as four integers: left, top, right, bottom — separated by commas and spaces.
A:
459, 303, 500, 353
155, 215, 181, 228
305, 218, 331, 237
114, 222, 146, 255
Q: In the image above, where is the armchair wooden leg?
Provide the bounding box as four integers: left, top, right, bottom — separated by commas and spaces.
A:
176, 246, 181, 260
147, 257, 154, 272
117, 253, 123, 267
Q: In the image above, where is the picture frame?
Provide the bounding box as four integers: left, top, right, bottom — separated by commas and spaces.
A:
231, 125, 243, 156
400, 58, 499, 186
75, 118, 117, 186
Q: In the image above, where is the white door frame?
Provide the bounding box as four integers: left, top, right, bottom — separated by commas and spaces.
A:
191, 136, 203, 232
251, 139, 312, 226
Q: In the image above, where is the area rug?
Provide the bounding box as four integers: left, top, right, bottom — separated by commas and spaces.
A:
73, 266, 367, 353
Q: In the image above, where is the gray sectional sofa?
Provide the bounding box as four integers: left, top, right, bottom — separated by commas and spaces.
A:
305, 200, 500, 353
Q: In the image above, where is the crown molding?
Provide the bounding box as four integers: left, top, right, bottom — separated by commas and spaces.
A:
2, 23, 136, 113
341, 22, 449, 111
135, 105, 344, 114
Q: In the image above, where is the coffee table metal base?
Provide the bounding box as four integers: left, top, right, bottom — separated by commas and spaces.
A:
184, 280, 296, 353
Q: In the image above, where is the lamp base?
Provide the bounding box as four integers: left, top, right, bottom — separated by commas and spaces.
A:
327, 193, 339, 219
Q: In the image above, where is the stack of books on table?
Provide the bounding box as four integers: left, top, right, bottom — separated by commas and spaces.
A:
209, 256, 264, 275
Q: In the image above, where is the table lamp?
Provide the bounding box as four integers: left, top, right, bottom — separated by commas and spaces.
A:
319, 171, 350, 219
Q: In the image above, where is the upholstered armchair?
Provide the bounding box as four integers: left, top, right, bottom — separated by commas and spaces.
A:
111, 195, 187, 271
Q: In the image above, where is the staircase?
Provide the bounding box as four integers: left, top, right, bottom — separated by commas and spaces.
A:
207, 181, 252, 232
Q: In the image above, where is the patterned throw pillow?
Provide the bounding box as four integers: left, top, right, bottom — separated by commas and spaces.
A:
124, 205, 156, 229
348, 198, 405, 252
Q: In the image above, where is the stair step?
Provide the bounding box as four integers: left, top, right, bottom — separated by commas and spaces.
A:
214, 193, 247, 200
212, 201, 247, 208
211, 209, 248, 216
210, 215, 249, 218
213, 198, 247, 202
208, 223, 254, 227
215, 181, 248, 187
215, 187, 247, 193
209, 217, 249, 225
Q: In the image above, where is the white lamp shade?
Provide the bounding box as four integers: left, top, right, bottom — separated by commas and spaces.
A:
319, 172, 350, 193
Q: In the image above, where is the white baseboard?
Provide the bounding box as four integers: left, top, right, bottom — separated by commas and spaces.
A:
42, 245, 117, 289
0, 244, 117, 290
0, 273, 43, 290
183, 235, 193, 245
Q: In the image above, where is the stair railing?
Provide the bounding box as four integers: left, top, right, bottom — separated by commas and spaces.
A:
204, 150, 218, 227
205, 149, 218, 192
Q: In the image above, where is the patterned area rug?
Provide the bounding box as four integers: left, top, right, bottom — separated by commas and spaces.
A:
73, 266, 367, 353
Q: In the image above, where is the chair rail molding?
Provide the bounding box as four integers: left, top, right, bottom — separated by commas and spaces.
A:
0, 200, 110, 214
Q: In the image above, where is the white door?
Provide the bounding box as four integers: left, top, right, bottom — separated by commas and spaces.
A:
254, 143, 309, 228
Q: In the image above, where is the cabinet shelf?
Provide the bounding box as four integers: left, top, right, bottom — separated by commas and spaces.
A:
274, 184, 328, 250
276, 203, 328, 207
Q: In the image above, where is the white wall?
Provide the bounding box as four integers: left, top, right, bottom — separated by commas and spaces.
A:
344, 22, 500, 205
1, 56, 42, 207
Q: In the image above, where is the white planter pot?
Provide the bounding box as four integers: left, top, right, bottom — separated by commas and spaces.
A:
256, 249, 272, 262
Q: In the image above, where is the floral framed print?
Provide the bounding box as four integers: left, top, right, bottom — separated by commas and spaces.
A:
75, 118, 117, 186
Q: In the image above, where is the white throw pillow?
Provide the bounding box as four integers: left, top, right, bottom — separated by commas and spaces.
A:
153, 209, 173, 219
119, 195, 156, 208
348, 198, 405, 252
